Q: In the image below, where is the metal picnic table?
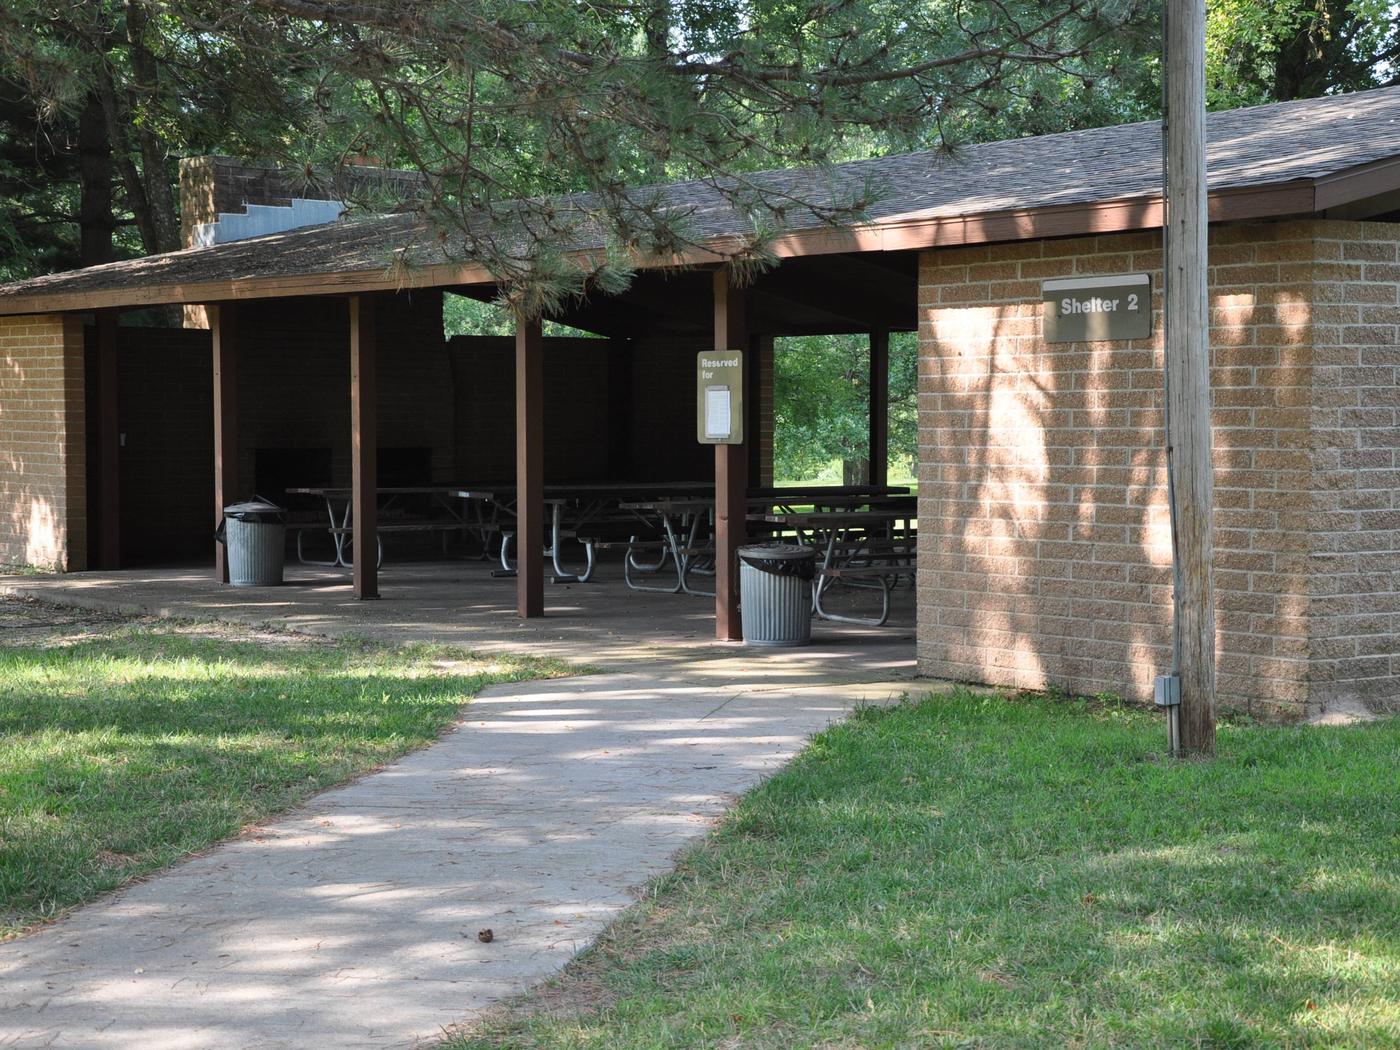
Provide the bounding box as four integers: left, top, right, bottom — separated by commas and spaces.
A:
460, 482, 713, 584
286, 486, 493, 568
750, 508, 918, 626
613, 486, 913, 597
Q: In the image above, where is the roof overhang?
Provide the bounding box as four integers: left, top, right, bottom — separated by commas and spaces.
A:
0, 165, 1383, 319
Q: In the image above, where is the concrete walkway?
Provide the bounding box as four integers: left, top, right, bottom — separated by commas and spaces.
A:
0, 567, 921, 1048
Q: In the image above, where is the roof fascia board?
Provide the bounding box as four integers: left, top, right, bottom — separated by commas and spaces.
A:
1313, 155, 1400, 212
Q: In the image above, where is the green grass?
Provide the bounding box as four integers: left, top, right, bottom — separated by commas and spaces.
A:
447, 691, 1400, 1049
0, 625, 561, 938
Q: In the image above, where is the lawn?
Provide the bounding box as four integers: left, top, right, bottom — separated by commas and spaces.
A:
0, 607, 560, 938
448, 691, 1400, 1049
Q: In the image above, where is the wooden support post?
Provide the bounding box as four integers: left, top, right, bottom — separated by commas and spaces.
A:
869, 328, 890, 489
714, 268, 748, 641
350, 294, 379, 600
1164, 0, 1215, 756
96, 309, 121, 569
746, 334, 773, 486
210, 303, 238, 583
516, 316, 545, 617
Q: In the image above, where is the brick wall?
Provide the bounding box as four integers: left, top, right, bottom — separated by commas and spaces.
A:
238, 291, 454, 492
918, 218, 1400, 720
0, 314, 86, 570
631, 335, 714, 481
1306, 221, 1400, 711
447, 335, 615, 482
179, 156, 424, 248
445, 332, 739, 485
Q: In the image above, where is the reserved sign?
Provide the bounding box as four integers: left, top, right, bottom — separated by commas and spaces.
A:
1042, 273, 1152, 343
696, 351, 744, 444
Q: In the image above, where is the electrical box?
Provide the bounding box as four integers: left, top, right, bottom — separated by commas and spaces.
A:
1153, 673, 1181, 708
697, 351, 744, 445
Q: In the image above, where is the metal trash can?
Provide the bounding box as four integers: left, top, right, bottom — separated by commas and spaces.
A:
739, 543, 815, 647
216, 499, 287, 587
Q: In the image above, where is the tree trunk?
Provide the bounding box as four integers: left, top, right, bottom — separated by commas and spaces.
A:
124, 0, 180, 253
843, 458, 870, 486
93, 61, 160, 254
77, 91, 114, 267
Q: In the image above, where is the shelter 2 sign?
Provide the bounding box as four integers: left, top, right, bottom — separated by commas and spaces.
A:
1042, 273, 1152, 343
696, 351, 744, 444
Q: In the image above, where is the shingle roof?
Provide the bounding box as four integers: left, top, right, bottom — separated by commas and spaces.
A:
3, 85, 1400, 314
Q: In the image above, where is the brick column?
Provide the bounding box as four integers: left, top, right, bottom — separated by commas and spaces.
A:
0, 314, 87, 571
916, 223, 1346, 720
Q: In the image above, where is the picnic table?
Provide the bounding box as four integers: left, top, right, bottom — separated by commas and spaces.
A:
287, 486, 490, 568
610, 487, 913, 597
615, 498, 717, 595
457, 484, 711, 584
750, 508, 917, 626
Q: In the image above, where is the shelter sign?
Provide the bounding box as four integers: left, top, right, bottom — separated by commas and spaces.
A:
697, 351, 744, 444
1042, 273, 1152, 343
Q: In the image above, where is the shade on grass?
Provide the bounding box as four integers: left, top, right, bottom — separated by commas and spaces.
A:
449, 692, 1400, 1048
0, 628, 554, 938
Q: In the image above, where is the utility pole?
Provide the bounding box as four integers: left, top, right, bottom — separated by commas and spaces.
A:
1161, 0, 1216, 756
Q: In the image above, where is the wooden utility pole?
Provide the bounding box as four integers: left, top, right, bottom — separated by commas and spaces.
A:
1163, 0, 1216, 755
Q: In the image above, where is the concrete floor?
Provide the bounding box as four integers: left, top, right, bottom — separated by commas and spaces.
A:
0, 553, 919, 684
0, 556, 925, 1048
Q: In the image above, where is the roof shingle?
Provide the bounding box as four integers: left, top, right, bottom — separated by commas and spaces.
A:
3, 85, 1399, 312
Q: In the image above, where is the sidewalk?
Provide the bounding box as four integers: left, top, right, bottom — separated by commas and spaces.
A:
0, 663, 915, 1048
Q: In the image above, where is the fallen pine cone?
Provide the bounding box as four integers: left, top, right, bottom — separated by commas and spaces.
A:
477, 928, 494, 943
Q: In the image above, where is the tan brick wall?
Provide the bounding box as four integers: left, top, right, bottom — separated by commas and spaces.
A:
0, 313, 86, 571
1306, 221, 1400, 711
918, 219, 1400, 720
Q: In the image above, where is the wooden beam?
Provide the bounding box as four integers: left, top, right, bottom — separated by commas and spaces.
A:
869, 329, 889, 488
1164, 0, 1216, 756
350, 294, 379, 599
755, 261, 915, 329
516, 316, 545, 617
210, 303, 238, 582
714, 268, 748, 641
96, 309, 121, 569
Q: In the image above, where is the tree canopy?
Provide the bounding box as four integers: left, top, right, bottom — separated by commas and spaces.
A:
6, 1, 1397, 480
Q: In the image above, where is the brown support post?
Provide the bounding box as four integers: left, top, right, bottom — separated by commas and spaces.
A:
746, 334, 774, 486
714, 268, 748, 641
350, 294, 379, 599
96, 309, 121, 569
869, 329, 890, 488
516, 316, 545, 617
210, 303, 238, 582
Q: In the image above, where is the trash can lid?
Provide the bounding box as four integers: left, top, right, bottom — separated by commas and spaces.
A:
738, 543, 814, 560
224, 499, 284, 515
